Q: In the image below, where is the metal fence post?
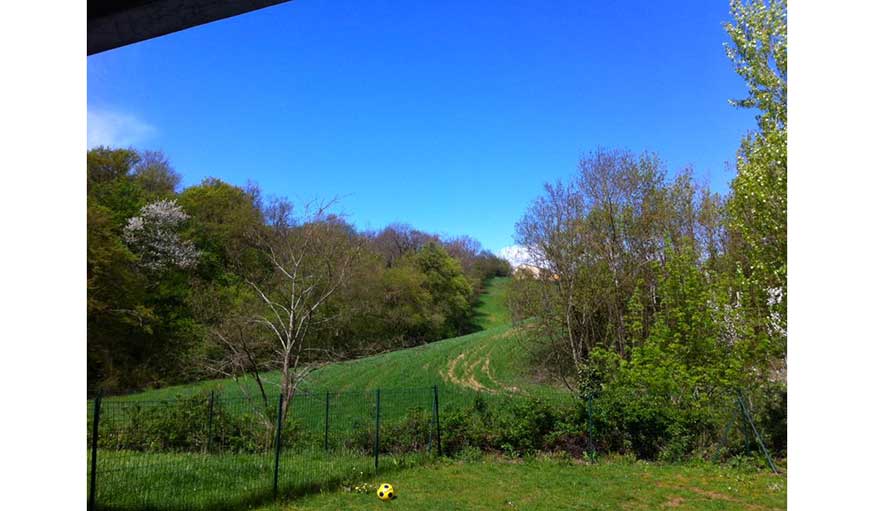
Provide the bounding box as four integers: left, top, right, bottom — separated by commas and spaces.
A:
374, 389, 381, 474
206, 390, 215, 454
88, 392, 102, 511
736, 390, 778, 474
323, 391, 330, 452
433, 385, 441, 456
273, 393, 284, 500
427, 386, 435, 454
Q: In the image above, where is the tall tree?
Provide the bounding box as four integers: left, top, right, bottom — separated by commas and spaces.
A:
723, 0, 787, 357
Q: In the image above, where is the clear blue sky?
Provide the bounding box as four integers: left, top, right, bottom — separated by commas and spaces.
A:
87, 0, 755, 254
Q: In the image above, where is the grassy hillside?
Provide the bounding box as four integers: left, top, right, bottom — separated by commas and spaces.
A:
470, 276, 512, 330
113, 277, 569, 404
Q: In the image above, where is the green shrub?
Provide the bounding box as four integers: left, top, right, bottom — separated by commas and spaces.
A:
494, 398, 557, 455
382, 407, 432, 454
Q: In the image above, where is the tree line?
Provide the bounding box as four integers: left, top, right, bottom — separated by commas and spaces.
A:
87, 151, 510, 396
505, 0, 786, 454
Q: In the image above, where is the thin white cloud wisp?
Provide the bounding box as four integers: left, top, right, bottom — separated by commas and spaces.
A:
87, 108, 156, 149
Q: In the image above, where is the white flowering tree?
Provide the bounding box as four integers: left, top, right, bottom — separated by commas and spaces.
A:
123, 199, 200, 272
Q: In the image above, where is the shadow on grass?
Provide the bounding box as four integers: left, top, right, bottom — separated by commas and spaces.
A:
93, 452, 429, 511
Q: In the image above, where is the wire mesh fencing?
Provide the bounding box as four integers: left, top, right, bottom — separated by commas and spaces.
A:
87, 381, 783, 509
87, 386, 441, 511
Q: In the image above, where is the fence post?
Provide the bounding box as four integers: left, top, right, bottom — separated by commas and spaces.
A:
736, 390, 778, 474
427, 386, 435, 454
206, 390, 215, 454
433, 385, 441, 456
324, 391, 330, 452
374, 389, 381, 474
273, 393, 284, 500
88, 392, 102, 511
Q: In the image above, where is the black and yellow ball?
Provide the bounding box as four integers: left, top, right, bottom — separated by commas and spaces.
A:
376, 483, 395, 501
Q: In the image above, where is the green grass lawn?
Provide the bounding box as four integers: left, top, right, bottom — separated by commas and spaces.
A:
263, 456, 786, 511
90, 449, 431, 511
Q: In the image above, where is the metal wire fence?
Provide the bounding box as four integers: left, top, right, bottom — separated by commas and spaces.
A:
87, 386, 441, 511
87, 383, 781, 510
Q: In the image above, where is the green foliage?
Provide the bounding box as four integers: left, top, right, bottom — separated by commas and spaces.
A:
578, 248, 750, 460
472, 252, 513, 281
411, 242, 475, 337
380, 407, 433, 454
723, 0, 787, 361
87, 147, 501, 395
380, 263, 440, 341
442, 397, 564, 457
501, 0, 787, 466
177, 178, 264, 276
87, 148, 201, 394
95, 393, 272, 453
724, 0, 787, 133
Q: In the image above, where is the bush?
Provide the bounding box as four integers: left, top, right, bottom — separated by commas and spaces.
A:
494, 398, 557, 455
94, 392, 282, 453
382, 407, 432, 454
90, 382, 784, 464
441, 396, 568, 457
441, 396, 494, 454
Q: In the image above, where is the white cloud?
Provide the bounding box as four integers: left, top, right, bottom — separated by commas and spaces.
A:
498, 244, 534, 268
87, 107, 156, 149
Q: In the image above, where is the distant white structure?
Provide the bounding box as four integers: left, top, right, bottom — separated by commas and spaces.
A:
500, 245, 556, 279
513, 263, 542, 277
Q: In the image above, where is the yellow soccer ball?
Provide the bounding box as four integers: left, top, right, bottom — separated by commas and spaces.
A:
377, 482, 396, 501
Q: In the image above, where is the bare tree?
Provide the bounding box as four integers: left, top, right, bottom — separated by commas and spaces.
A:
516, 179, 591, 371
246, 198, 362, 421
443, 235, 483, 276
370, 223, 439, 267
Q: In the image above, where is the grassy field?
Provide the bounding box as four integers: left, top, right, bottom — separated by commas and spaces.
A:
91, 449, 430, 511
108, 277, 570, 405
259, 456, 786, 511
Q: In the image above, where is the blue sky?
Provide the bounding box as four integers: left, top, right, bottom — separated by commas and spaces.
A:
87, 0, 755, 254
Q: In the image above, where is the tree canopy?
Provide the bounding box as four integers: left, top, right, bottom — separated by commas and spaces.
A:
87, 150, 510, 394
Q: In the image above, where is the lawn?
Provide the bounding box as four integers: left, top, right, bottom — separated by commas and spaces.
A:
264, 456, 786, 511
90, 448, 431, 510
